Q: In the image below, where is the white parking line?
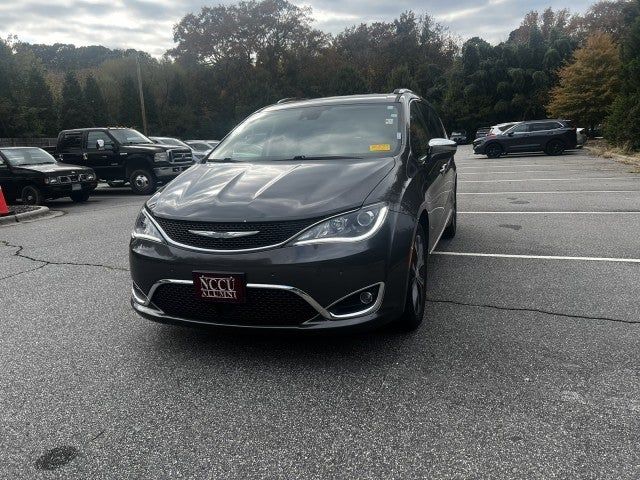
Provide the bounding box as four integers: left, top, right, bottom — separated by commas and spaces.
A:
433, 251, 640, 264
458, 211, 640, 214
459, 190, 640, 195
460, 169, 618, 175
458, 164, 611, 169
459, 177, 635, 183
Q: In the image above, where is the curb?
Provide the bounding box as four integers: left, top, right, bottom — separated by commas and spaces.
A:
0, 206, 51, 226
584, 146, 640, 168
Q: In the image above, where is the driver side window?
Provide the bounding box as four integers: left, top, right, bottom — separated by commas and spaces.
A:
87, 131, 114, 150
409, 102, 430, 159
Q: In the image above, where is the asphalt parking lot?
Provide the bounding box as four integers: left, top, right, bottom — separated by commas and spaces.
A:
1, 145, 639, 479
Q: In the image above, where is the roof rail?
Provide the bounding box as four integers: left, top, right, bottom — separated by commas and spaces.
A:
276, 97, 306, 104
392, 88, 414, 95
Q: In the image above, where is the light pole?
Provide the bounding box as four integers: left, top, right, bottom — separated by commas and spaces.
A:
135, 53, 149, 135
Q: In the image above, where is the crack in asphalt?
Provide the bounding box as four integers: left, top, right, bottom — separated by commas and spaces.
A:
426, 298, 639, 325
0, 240, 129, 278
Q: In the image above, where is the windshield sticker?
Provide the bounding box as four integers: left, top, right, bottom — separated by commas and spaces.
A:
397, 132, 402, 139
385, 118, 394, 125
370, 144, 391, 152
390, 113, 398, 118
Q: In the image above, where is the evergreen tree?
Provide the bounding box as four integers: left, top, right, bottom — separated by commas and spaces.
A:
547, 32, 621, 129
331, 66, 369, 96
60, 71, 90, 130
605, 1, 640, 150
84, 74, 109, 126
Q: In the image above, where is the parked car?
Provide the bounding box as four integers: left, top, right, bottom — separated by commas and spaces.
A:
184, 140, 218, 161
475, 127, 491, 139
130, 90, 458, 332
47, 128, 194, 194
576, 128, 587, 148
473, 119, 578, 158
450, 130, 467, 144
0, 147, 97, 205
473, 122, 518, 149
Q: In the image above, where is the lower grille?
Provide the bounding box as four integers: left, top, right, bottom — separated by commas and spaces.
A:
151, 283, 319, 326
153, 215, 322, 250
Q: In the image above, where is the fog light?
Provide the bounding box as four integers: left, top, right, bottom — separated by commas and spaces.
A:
359, 291, 374, 304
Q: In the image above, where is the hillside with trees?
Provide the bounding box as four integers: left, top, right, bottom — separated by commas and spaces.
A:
0, 0, 638, 151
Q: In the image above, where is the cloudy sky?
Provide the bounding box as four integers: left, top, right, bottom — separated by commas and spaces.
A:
0, 0, 594, 56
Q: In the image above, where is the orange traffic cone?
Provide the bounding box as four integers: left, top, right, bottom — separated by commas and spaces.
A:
0, 186, 10, 216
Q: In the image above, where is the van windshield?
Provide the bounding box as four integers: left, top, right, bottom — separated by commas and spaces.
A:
209, 103, 402, 161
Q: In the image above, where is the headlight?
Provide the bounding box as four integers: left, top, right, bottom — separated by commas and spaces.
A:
44, 177, 58, 184
86, 172, 95, 180
131, 209, 165, 243
154, 152, 168, 163
292, 203, 388, 245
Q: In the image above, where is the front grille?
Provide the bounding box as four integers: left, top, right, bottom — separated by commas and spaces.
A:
151, 283, 319, 326
168, 149, 193, 164
153, 215, 322, 250
58, 173, 92, 183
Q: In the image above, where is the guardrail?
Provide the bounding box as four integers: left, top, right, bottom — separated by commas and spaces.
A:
0, 138, 57, 147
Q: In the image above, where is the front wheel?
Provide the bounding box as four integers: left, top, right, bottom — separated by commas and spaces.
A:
395, 224, 428, 331
70, 191, 91, 203
21, 185, 44, 205
485, 143, 503, 158
129, 168, 157, 195
545, 139, 565, 156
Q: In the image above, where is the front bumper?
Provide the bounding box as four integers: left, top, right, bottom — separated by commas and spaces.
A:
45, 181, 97, 197
129, 210, 415, 331
153, 164, 193, 179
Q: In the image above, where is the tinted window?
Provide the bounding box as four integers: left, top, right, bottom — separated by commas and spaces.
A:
409, 102, 430, 158
60, 133, 83, 150
530, 122, 561, 132
0, 147, 56, 166
509, 123, 529, 133
423, 105, 446, 139
87, 131, 115, 150
109, 129, 153, 145
211, 103, 402, 161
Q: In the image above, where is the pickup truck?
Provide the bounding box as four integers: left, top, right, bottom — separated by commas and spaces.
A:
45, 127, 194, 194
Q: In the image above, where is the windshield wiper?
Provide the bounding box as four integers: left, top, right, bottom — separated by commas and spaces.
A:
209, 157, 238, 163
291, 155, 363, 160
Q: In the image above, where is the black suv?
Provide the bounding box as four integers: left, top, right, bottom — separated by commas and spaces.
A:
473, 119, 578, 158
130, 90, 458, 332
0, 147, 97, 205
50, 128, 194, 194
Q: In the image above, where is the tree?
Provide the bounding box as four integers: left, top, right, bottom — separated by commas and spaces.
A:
60, 71, 90, 130
331, 66, 368, 95
547, 32, 621, 129
118, 76, 140, 128
605, 2, 640, 149
24, 68, 57, 136
84, 74, 109, 126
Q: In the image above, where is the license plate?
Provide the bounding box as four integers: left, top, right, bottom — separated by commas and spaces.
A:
72, 183, 81, 191
193, 272, 246, 303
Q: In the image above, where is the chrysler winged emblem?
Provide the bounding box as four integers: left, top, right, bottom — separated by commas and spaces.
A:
188, 230, 260, 239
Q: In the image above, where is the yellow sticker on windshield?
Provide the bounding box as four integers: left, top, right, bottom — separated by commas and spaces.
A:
370, 144, 391, 152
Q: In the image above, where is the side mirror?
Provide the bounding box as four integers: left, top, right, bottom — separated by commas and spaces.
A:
96, 139, 105, 150
429, 138, 457, 159
507, 132, 514, 137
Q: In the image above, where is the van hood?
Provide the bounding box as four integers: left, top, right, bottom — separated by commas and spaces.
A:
148, 158, 396, 222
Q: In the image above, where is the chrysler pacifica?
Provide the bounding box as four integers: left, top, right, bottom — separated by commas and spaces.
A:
129, 90, 457, 331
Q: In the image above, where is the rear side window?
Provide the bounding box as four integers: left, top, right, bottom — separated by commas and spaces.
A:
87, 131, 115, 150
530, 122, 561, 131
60, 133, 83, 151
409, 102, 430, 158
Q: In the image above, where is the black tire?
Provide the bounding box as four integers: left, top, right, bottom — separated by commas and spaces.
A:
443, 190, 457, 239
70, 191, 91, 203
21, 185, 44, 205
129, 168, 157, 195
396, 223, 428, 331
545, 139, 565, 156
485, 143, 503, 158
